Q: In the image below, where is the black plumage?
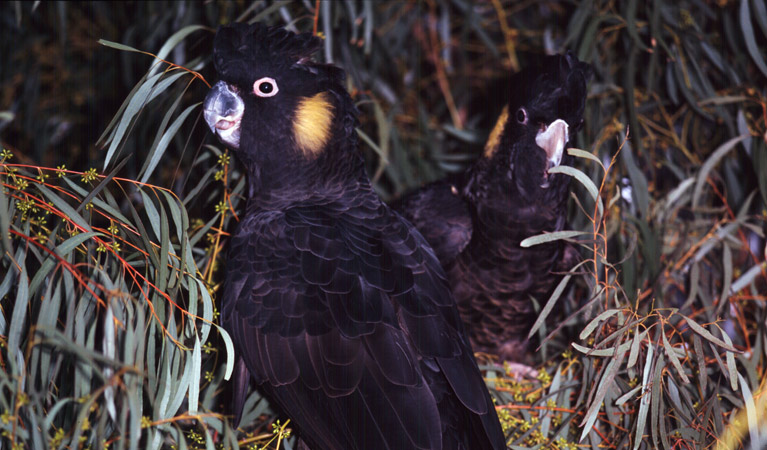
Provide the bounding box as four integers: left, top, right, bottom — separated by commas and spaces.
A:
203, 23, 505, 450
395, 53, 591, 362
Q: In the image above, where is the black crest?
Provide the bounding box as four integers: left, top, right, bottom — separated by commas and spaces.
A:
213, 23, 344, 83
521, 51, 592, 130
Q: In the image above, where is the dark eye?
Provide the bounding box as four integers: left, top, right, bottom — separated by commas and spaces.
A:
516, 108, 527, 124
253, 77, 278, 97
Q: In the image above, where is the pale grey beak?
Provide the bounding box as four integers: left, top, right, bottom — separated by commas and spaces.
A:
535, 119, 569, 188
203, 81, 245, 149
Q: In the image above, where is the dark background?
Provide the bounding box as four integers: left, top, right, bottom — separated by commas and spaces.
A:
2, 1, 766, 448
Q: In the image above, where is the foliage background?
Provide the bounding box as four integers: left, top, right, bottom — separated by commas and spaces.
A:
1, 0, 766, 449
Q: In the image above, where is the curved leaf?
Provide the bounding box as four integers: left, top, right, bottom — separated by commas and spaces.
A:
140, 102, 201, 184
740, 0, 767, 78
692, 134, 749, 208
520, 230, 588, 247
148, 25, 208, 77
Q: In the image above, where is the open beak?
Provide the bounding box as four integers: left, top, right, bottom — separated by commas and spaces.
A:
535, 119, 569, 187
204, 81, 244, 149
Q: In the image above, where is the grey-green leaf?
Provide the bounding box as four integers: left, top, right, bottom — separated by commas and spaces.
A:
520, 230, 588, 248
692, 135, 748, 208
36, 184, 92, 232
148, 25, 208, 77
103, 72, 164, 169
528, 274, 572, 338
140, 102, 201, 184
740, 0, 767, 78
633, 343, 654, 450
682, 316, 738, 352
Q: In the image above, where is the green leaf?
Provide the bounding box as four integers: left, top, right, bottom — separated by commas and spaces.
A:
740, 0, 767, 78
103, 301, 118, 421
579, 309, 621, 340
721, 331, 739, 391
97, 72, 148, 148
633, 343, 654, 450
42, 398, 77, 435
577, 13, 608, 63
616, 384, 642, 406
661, 325, 690, 383
579, 349, 625, 442
737, 372, 764, 446
628, 329, 648, 369
664, 177, 695, 207
36, 279, 62, 393
692, 134, 748, 208
620, 139, 649, 216
218, 325, 236, 381
157, 197, 171, 294
692, 335, 707, 394
649, 350, 664, 449
202, 426, 216, 450
140, 190, 163, 242
682, 316, 738, 352
146, 71, 188, 104
528, 274, 572, 338
156, 347, 173, 421
103, 72, 164, 169
189, 335, 202, 412
250, 0, 293, 22
551, 164, 604, 219
68, 392, 101, 449
28, 231, 101, 298
442, 124, 486, 144
568, 147, 605, 169
125, 191, 162, 272
755, 0, 767, 37
7, 264, 28, 354
35, 184, 92, 232
720, 244, 733, 305
672, 53, 714, 121
76, 157, 129, 215
753, 136, 767, 206
62, 177, 133, 225
572, 340, 632, 357
730, 261, 767, 295
0, 180, 11, 254
168, 347, 193, 418
548, 165, 599, 203
520, 230, 588, 248
541, 367, 562, 436
98, 38, 143, 53
127, 374, 142, 450
357, 128, 390, 164
625, 0, 648, 50
140, 102, 201, 184
148, 25, 208, 77
196, 279, 214, 344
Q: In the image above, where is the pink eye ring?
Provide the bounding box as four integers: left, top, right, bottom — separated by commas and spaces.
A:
253, 77, 278, 97
516, 107, 527, 124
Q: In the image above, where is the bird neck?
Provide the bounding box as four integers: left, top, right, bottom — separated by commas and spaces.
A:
462, 157, 510, 206
463, 160, 568, 247
242, 141, 371, 211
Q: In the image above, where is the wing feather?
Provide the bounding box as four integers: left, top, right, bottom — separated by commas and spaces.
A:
222, 202, 503, 449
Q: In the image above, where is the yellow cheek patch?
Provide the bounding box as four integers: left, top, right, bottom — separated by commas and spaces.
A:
483, 105, 509, 158
293, 92, 335, 157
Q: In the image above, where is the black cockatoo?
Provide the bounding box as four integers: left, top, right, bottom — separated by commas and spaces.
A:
395, 53, 591, 362
202, 23, 505, 450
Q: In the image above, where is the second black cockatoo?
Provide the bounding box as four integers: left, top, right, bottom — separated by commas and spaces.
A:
203, 23, 505, 449
395, 53, 591, 362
